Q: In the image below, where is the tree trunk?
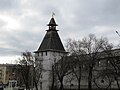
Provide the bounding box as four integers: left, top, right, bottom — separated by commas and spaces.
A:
78, 65, 81, 90
88, 66, 92, 90
60, 79, 64, 90
78, 78, 81, 90
34, 81, 38, 90
27, 82, 30, 90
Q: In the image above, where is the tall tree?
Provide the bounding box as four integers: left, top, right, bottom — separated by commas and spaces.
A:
18, 51, 34, 90
18, 51, 42, 90
66, 34, 112, 90
102, 48, 120, 89
66, 39, 86, 90
53, 56, 72, 90
80, 34, 112, 90
33, 56, 43, 90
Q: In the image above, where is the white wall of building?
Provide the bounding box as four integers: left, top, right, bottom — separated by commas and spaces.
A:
35, 51, 66, 90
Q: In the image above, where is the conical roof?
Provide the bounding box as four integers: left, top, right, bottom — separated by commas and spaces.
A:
47, 18, 58, 26
35, 17, 65, 53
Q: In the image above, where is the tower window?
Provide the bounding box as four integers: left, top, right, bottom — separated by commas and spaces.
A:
37, 53, 39, 56
41, 52, 43, 56
46, 52, 47, 56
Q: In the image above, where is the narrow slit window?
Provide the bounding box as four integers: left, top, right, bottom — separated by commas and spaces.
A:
41, 52, 43, 56
46, 52, 47, 56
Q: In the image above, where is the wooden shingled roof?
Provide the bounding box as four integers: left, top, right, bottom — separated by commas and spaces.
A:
36, 17, 66, 53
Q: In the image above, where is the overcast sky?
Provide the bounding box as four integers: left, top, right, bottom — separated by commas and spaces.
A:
0, 0, 120, 63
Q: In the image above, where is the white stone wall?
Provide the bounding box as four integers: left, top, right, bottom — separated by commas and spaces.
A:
35, 51, 66, 90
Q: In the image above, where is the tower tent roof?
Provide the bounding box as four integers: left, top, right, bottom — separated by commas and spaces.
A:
35, 17, 66, 53
37, 30, 65, 52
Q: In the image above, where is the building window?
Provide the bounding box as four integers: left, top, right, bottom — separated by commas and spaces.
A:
37, 53, 39, 56
46, 52, 47, 56
41, 52, 43, 56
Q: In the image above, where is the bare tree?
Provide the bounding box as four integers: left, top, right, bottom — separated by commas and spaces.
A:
80, 34, 114, 90
18, 51, 34, 90
64, 72, 75, 90
103, 48, 120, 89
18, 51, 42, 90
66, 39, 86, 90
66, 34, 112, 90
53, 56, 72, 90
33, 56, 43, 90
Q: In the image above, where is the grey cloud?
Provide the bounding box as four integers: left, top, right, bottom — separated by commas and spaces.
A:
0, 0, 120, 57
0, 29, 44, 56
73, 0, 120, 27
0, 0, 20, 10
0, 47, 20, 56
0, 19, 7, 27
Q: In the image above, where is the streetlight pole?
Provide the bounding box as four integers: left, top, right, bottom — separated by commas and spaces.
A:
116, 31, 120, 38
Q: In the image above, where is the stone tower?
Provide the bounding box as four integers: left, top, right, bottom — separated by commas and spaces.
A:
34, 16, 67, 90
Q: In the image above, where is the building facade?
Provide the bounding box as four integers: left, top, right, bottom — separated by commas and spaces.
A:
0, 65, 6, 85
0, 64, 18, 88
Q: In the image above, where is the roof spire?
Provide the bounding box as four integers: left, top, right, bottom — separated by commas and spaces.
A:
52, 12, 55, 18
47, 13, 58, 26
